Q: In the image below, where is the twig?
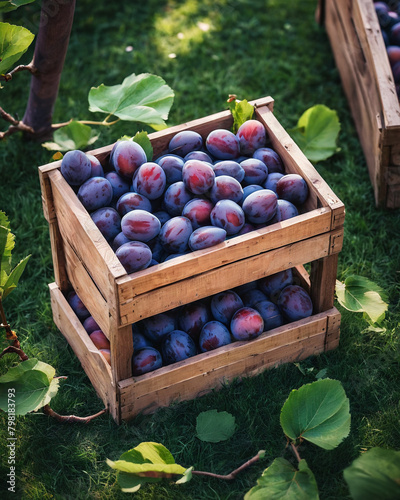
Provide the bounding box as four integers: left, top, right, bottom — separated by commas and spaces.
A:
290, 442, 302, 463
0, 345, 29, 362
1, 62, 37, 82
42, 404, 108, 423
0, 121, 35, 140
191, 451, 263, 481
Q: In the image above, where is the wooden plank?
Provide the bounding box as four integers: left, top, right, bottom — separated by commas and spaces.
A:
119, 311, 331, 395
48, 283, 117, 419
38, 166, 56, 223
255, 104, 345, 227
110, 323, 133, 383
310, 253, 339, 314
48, 169, 126, 301
62, 240, 113, 337
324, 309, 341, 352
48, 222, 69, 292
116, 208, 333, 299
118, 231, 338, 325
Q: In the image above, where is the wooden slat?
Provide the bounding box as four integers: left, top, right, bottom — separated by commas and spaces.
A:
48, 283, 117, 420
48, 169, 126, 301
48, 222, 69, 292
310, 253, 339, 314
118, 231, 341, 325
110, 323, 133, 383
118, 309, 339, 419
116, 208, 333, 300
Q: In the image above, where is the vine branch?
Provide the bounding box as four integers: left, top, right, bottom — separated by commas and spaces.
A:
191, 451, 264, 481
42, 404, 108, 424
0, 61, 37, 82
290, 442, 302, 463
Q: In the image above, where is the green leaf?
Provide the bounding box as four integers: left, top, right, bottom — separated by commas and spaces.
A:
175, 466, 194, 484
229, 98, 254, 133
0, 22, 35, 75
288, 105, 340, 162
1, 254, 30, 299
343, 447, 400, 500
0, 1, 35, 14
42, 121, 99, 152
244, 458, 319, 500
335, 276, 388, 324
0, 359, 58, 415
196, 409, 236, 443
88, 73, 174, 127
280, 379, 350, 450
131, 131, 153, 161
107, 442, 186, 493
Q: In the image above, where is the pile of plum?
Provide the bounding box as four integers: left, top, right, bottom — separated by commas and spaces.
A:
66, 267, 314, 375
60, 119, 309, 273
374, 1, 400, 97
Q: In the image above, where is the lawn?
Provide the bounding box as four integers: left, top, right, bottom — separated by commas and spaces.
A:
1, 0, 400, 498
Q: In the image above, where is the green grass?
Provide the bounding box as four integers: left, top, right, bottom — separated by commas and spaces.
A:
1, 0, 400, 498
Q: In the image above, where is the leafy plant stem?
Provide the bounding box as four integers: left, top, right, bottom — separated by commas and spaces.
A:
191, 451, 263, 481
0, 344, 29, 361
291, 442, 302, 463
42, 404, 108, 423
0, 298, 14, 339
51, 115, 120, 130
0, 61, 37, 82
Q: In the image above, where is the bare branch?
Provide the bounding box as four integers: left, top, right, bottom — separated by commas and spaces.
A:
0, 106, 19, 126
42, 404, 108, 424
0, 121, 35, 140
0, 61, 37, 82
192, 451, 263, 481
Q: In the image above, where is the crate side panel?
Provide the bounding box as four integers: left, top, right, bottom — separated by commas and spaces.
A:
119, 311, 333, 398
119, 231, 338, 324
48, 283, 116, 417
48, 169, 126, 301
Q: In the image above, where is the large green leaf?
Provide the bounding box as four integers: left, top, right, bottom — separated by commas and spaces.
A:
343, 447, 400, 500
88, 73, 174, 127
107, 442, 187, 493
335, 276, 388, 324
0, 359, 59, 415
0, 1, 35, 14
288, 105, 340, 162
0, 22, 34, 75
280, 379, 350, 450
42, 121, 99, 152
196, 409, 236, 442
244, 458, 319, 500
229, 98, 254, 133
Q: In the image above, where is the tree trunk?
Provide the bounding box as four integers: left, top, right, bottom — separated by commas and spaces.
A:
22, 0, 76, 141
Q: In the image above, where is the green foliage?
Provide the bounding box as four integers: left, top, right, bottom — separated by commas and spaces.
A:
288, 105, 340, 162
42, 121, 99, 152
343, 447, 400, 500
0, 211, 30, 300
244, 458, 319, 500
106, 442, 188, 493
0, 358, 60, 415
88, 73, 174, 128
0, 0, 35, 14
335, 276, 389, 324
131, 131, 153, 162
229, 98, 254, 133
0, 22, 34, 75
280, 379, 350, 450
195, 409, 236, 443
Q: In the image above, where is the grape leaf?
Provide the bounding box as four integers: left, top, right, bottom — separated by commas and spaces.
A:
88, 73, 174, 128
0, 359, 59, 415
288, 105, 340, 162
42, 121, 99, 152
229, 98, 254, 133
0, 1, 35, 14
280, 379, 350, 450
196, 409, 236, 442
343, 447, 400, 500
0, 22, 34, 75
244, 458, 319, 500
335, 276, 388, 324
131, 131, 153, 162
107, 442, 187, 493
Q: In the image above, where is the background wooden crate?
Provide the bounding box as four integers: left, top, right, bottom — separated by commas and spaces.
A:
39, 96, 345, 423
317, 0, 400, 209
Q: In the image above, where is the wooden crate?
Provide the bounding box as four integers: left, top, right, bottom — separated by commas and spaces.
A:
317, 0, 400, 209
39, 96, 345, 423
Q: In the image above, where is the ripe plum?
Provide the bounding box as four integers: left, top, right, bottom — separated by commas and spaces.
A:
168, 130, 203, 157
263, 172, 284, 193
210, 199, 245, 235
77, 176, 113, 212
89, 330, 110, 350
240, 158, 269, 185
159, 216, 192, 253
277, 285, 313, 321
253, 300, 283, 330
236, 119, 267, 156
188, 226, 226, 251
178, 300, 211, 341
182, 159, 215, 195
142, 311, 177, 343
276, 174, 309, 205
213, 160, 245, 182
116, 192, 152, 216
230, 307, 264, 340
132, 162, 167, 200
67, 290, 90, 321
105, 171, 131, 201
210, 290, 243, 325
115, 241, 152, 274
132, 347, 163, 376
163, 181, 194, 216
111, 140, 147, 179
121, 209, 161, 242
91, 207, 121, 241
156, 155, 184, 184
182, 198, 214, 229
87, 154, 104, 177
161, 330, 197, 364
241, 189, 277, 224
209, 175, 243, 204
258, 268, 293, 300
184, 151, 213, 163
83, 315, 101, 334
61, 150, 92, 186
199, 321, 232, 352
253, 147, 285, 174
206, 129, 240, 160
